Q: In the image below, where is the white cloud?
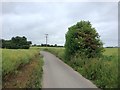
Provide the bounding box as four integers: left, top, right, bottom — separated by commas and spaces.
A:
2, 2, 118, 46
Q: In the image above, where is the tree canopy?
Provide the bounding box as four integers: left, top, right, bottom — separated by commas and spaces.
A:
1, 36, 32, 49
65, 20, 104, 60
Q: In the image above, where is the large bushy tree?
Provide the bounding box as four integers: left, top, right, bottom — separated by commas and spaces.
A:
65, 20, 104, 60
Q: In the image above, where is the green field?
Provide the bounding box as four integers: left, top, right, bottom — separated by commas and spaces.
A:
43, 47, 118, 88
40, 47, 118, 56
103, 48, 118, 56
2, 48, 43, 88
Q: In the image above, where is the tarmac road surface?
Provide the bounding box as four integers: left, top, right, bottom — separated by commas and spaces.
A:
40, 51, 98, 88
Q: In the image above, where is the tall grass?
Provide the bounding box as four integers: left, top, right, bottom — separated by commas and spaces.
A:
43, 47, 65, 60
43, 47, 118, 88
70, 55, 118, 88
2, 49, 40, 77
27, 55, 43, 88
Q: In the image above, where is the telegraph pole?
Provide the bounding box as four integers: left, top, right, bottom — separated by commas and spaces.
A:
45, 34, 48, 47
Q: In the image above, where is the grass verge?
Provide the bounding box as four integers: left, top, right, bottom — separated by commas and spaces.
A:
27, 55, 43, 88
2, 48, 43, 88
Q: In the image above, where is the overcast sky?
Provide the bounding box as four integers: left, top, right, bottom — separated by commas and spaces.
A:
1, 2, 118, 46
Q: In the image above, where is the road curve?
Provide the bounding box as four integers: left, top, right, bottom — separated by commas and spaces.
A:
40, 51, 98, 88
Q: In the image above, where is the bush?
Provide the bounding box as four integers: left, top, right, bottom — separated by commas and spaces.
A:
65, 20, 104, 60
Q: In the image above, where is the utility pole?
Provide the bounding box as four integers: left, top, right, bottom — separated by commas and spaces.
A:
45, 34, 48, 47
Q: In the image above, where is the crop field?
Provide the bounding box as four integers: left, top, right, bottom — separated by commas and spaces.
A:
43, 47, 118, 88
2, 48, 43, 88
2, 49, 39, 76
41, 47, 118, 56
103, 48, 118, 56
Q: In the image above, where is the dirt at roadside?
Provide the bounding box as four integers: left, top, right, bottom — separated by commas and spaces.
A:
2, 57, 41, 88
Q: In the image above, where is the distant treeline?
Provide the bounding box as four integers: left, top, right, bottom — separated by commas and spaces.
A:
32, 44, 64, 47
105, 46, 118, 48
1, 36, 32, 49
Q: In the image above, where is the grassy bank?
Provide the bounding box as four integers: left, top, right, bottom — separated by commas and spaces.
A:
2, 48, 43, 88
43, 47, 118, 88
25, 55, 43, 88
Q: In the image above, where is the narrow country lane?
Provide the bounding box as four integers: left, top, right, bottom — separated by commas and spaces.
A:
40, 51, 98, 88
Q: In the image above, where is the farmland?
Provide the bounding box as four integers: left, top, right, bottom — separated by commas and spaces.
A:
43, 47, 118, 88
2, 48, 43, 88
1, 47, 118, 88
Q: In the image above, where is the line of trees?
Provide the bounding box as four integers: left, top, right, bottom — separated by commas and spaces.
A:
1, 36, 32, 49
32, 44, 63, 47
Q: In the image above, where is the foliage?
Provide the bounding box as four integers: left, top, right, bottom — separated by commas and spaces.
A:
65, 20, 104, 60
1, 36, 32, 49
70, 56, 118, 88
